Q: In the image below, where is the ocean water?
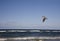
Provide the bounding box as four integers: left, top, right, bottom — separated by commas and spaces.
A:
0, 32, 60, 37
0, 32, 60, 41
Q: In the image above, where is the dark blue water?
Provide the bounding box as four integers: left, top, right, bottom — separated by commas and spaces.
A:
0, 32, 60, 41
0, 32, 60, 37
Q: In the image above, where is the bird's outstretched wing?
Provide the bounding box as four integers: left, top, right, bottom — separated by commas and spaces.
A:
42, 16, 47, 22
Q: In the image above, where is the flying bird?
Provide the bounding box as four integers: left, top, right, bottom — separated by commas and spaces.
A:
42, 16, 47, 22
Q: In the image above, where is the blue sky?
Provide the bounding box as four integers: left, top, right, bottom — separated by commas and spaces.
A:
0, 0, 60, 29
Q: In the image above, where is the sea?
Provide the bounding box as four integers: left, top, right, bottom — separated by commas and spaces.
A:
0, 29, 60, 41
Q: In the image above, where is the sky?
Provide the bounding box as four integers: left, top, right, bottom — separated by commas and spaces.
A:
0, 0, 60, 29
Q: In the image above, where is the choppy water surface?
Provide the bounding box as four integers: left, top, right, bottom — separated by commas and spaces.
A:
0, 30, 60, 41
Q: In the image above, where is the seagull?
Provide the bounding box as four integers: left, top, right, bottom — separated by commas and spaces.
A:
42, 16, 47, 22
